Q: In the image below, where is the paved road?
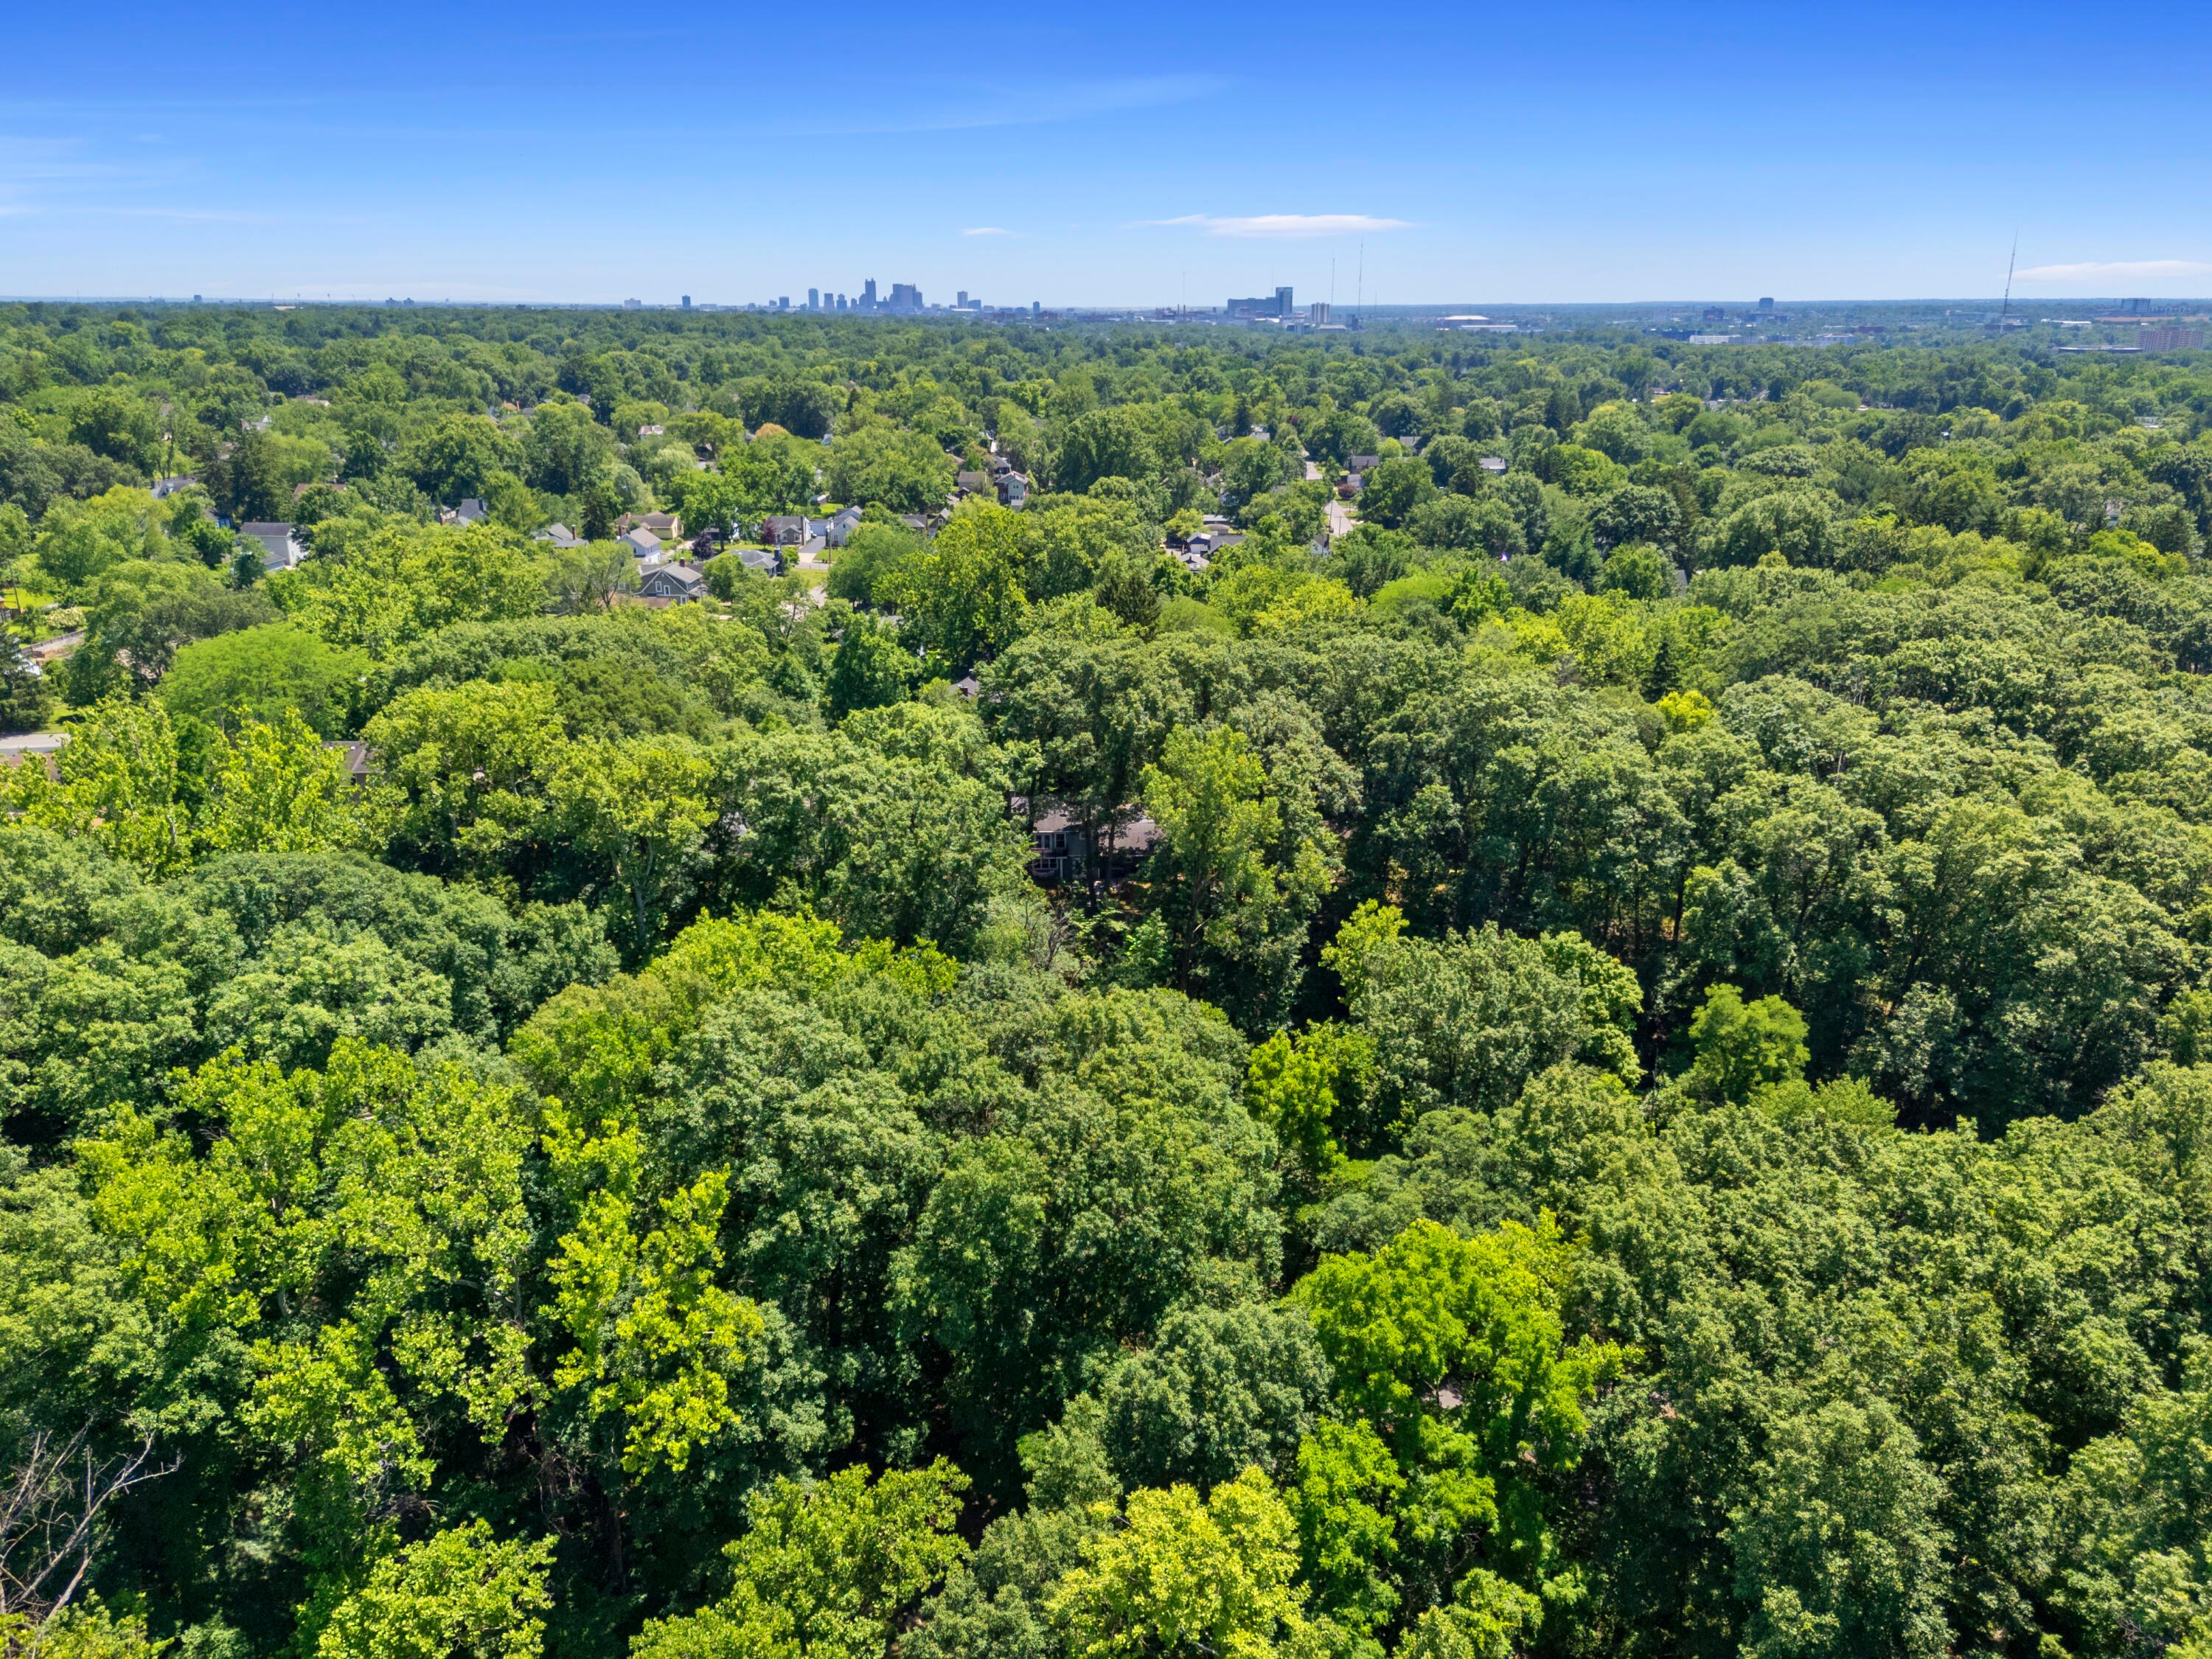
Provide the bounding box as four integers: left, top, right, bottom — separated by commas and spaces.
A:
1325, 498, 1354, 538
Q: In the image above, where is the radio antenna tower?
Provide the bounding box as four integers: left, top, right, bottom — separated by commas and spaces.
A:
2000, 232, 2018, 324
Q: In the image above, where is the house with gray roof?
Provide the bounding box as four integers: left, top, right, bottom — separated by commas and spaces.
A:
241, 522, 302, 571
639, 563, 708, 602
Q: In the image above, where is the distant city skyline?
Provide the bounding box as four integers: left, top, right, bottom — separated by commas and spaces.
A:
5, 0, 2211, 305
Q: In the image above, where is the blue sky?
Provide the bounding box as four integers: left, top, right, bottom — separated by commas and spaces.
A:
4, 0, 2211, 307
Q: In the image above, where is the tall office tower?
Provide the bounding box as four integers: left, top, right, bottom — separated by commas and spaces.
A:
1275, 285, 1294, 317
808, 288, 820, 309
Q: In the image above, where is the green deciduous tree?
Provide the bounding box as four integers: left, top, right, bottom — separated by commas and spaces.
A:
551, 735, 714, 962
1047, 1468, 1326, 1659
1141, 728, 1333, 1029
629, 1462, 968, 1659
316, 1523, 555, 1659
875, 501, 1032, 669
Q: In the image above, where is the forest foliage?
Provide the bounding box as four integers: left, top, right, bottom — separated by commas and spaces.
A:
1, 301, 2211, 1659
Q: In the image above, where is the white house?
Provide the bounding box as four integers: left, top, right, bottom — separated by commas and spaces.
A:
241, 521, 302, 572
619, 527, 662, 562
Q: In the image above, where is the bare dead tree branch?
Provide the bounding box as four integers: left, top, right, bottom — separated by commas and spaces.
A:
0, 1427, 179, 1628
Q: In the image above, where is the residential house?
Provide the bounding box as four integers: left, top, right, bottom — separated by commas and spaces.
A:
765, 509, 861, 550
0, 731, 69, 763
638, 563, 709, 602
735, 546, 784, 576
619, 527, 663, 562
616, 510, 682, 542
1478, 456, 1509, 474
325, 741, 372, 789
453, 498, 488, 525
242, 521, 303, 572
532, 523, 583, 549
1346, 454, 1381, 474
150, 475, 199, 500
1018, 799, 1163, 888
996, 470, 1029, 508
1184, 525, 1243, 563
954, 470, 992, 499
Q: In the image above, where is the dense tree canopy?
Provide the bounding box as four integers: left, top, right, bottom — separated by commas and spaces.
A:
3, 299, 2212, 1659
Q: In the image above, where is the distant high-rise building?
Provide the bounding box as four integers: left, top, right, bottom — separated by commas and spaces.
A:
1032, 300, 1040, 315
808, 287, 820, 309
1228, 293, 1292, 319
778, 296, 790, 310
889, 282, 922, 312
681, 295, 692, 309
957, 291, 969, 307
1310, 301, 1331, 325
1758, 296, 1775, 311
861, 278, 878, 309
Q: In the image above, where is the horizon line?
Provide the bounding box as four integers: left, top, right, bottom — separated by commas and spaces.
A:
5, 293, 2208, 311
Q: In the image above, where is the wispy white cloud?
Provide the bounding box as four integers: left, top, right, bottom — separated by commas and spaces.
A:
2016, 258, 2212, 282
961, 226, 1014, 237
1135, 213, 1412, 239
